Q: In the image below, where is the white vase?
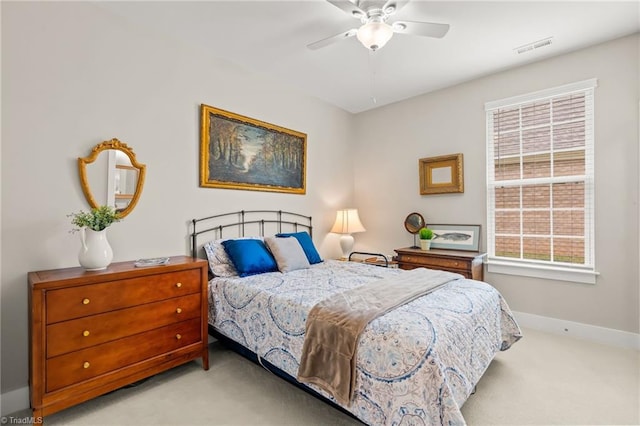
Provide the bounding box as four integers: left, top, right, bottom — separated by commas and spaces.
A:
78, 228, 113, 271
420, 239, 431, 250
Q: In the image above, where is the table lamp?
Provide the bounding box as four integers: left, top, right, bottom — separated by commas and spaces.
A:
330, 209, 366, 259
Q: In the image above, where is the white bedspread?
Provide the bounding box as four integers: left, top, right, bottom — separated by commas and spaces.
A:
208, 260, 522, 425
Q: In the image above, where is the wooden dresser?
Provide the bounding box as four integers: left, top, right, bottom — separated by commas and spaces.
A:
394, 247, 486, 281
28, 256, 209, 420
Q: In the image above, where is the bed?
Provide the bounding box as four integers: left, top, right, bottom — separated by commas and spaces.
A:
191, 210, 522, 425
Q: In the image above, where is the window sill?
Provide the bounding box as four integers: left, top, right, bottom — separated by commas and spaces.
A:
486, 258, 599, 284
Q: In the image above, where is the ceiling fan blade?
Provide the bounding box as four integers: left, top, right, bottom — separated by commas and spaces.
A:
326, 0, 366, 18
307, 29, 358, 50
392, 20, 450, 38
382, 0, 410, 15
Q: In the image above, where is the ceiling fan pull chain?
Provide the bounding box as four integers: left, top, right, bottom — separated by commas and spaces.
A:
369, 50, 377, 104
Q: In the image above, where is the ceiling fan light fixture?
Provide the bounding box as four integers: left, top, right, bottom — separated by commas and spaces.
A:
357, 21, 394, 51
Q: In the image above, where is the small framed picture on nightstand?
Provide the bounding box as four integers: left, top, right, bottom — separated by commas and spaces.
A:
427, 224, 481, 251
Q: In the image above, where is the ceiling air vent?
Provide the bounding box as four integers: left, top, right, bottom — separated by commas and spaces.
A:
514, 37, 553, 54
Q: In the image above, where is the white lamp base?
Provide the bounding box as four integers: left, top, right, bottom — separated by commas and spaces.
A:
339, 234, 355, 260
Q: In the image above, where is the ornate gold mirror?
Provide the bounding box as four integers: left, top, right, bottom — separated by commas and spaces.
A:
404, 212, 425, 248
78, 138, 146, 219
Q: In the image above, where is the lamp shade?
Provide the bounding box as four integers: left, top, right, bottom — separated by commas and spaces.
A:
330, 209, 366, 234
356, 21, 394, 51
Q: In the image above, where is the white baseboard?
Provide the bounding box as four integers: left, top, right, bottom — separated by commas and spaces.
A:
513, 310, 640, 350
1, 386, 29, 416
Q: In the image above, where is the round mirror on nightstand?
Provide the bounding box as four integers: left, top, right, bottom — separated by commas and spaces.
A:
404, 212, 425, 248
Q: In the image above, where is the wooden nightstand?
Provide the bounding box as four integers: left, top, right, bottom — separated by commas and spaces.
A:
394, 247, 486, 281
28, 256, 209, 420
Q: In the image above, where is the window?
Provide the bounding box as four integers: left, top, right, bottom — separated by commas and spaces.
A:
485, 79, 598, 284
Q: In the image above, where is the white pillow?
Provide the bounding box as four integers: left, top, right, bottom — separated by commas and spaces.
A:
203, 236, 263, 277
264, 236, 310, 273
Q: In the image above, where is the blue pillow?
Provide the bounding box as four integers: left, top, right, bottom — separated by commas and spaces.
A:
221, 239, 278, 277
276, 231, 323, 264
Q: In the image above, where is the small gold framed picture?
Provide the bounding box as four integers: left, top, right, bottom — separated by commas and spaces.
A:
419, 153, 464, 195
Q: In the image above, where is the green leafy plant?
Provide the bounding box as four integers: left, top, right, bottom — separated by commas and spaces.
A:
419, 227, 433, 240
68, 205, 121, 232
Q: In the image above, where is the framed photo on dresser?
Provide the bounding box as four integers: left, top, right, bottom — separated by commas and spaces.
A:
428, 224, 481, 251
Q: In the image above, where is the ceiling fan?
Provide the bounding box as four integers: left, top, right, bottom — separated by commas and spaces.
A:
307, 0, 450, 52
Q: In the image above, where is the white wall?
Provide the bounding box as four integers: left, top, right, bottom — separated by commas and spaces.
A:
1, 2, 355, 397
352, 34, 640, 334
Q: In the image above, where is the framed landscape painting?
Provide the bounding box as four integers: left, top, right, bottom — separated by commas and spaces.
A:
200, 104, 306, 194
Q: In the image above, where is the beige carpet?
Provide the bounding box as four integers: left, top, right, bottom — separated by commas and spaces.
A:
13, 328, 640, 425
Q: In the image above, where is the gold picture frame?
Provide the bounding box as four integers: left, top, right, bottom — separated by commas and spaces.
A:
419, 153, 464, 195
200, 104, 306, 194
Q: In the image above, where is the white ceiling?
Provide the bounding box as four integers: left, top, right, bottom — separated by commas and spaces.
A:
98, 1, 639, 113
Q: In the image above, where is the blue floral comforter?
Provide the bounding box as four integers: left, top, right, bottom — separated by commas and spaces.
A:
208, 260, 522, 425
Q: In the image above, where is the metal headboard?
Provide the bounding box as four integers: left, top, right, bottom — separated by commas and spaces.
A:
190, 210, 313, 259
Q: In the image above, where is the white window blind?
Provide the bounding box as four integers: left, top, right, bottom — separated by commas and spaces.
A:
485, 79, 598, 284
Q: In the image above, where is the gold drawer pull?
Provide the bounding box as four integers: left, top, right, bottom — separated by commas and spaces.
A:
176, 308, 182, 314
175, 334, 182, 340
175, 282, 182, 288
82, 298, 90, 305
83, 330, 90, 337
83, 361, 90, 369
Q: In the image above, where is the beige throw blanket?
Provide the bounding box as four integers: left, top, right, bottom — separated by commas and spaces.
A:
297, 267, 462, 405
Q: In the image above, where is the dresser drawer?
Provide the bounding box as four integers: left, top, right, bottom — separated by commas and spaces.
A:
394, 248, 485, 281
46, 269, 201, 324
399, 254, 466, 270
46, 318, 201, 392
46, 293, 201, 358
